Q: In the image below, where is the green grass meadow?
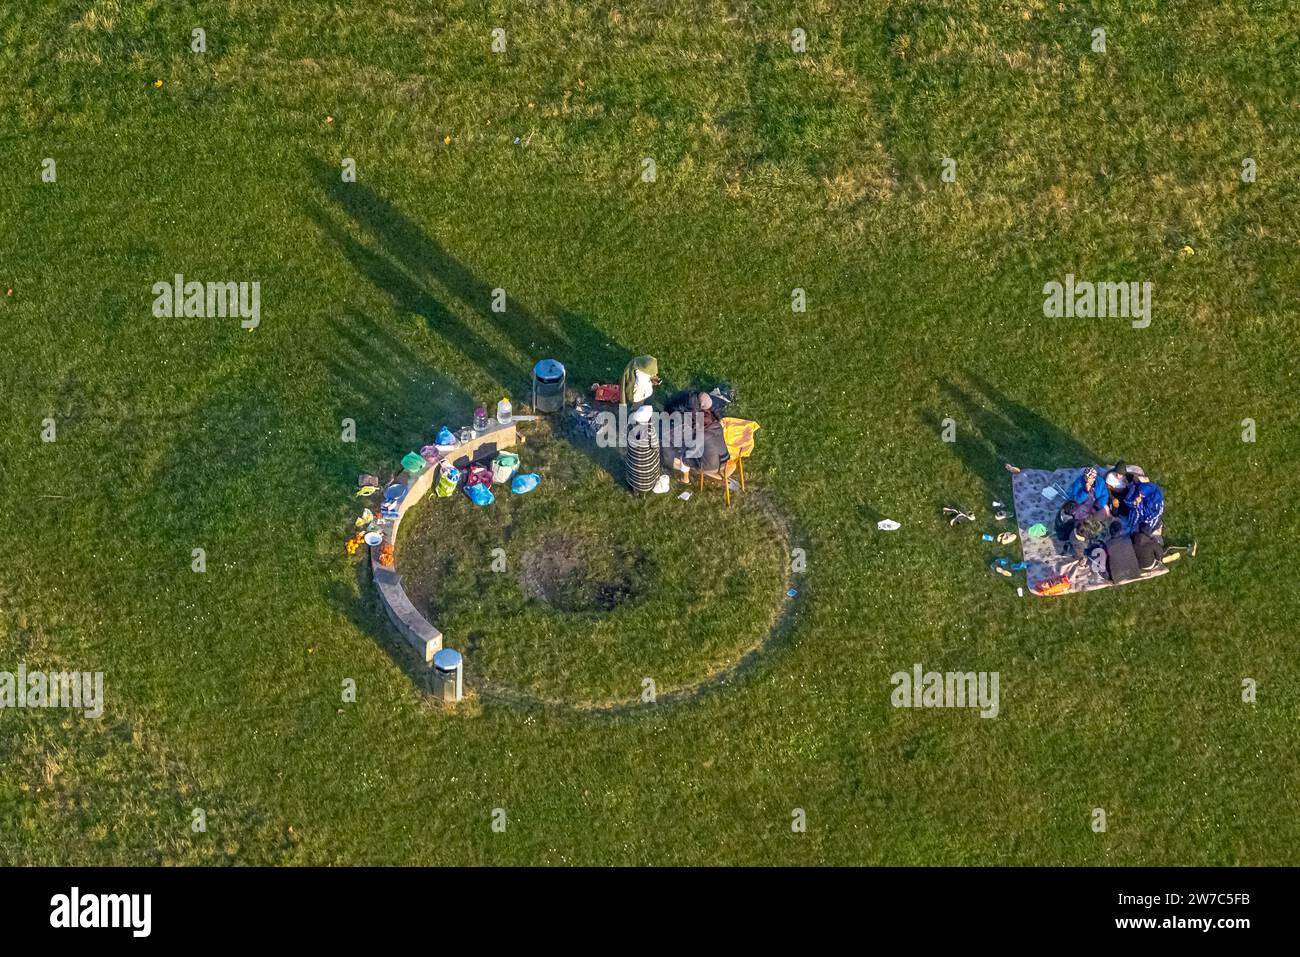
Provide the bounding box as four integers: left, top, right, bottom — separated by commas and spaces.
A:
1, 1, 1298, 864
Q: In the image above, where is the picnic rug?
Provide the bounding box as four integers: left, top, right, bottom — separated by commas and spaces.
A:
1011, 465, 1168, 596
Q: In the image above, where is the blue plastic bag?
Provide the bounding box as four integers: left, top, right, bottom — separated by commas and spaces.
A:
511, 473, 540, 494
436, 426, 455, 446
465, 483, 494, 506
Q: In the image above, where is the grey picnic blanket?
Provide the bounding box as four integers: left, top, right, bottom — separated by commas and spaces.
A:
1011, 465, 1168, 596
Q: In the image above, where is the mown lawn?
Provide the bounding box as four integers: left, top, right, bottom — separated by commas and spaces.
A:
1, 0, 1297, 865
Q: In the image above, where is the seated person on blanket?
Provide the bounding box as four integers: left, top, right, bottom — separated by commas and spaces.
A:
1067, 466, 1110, 518
1106, 467, 1169, 571
1056, 466, 1110, 558
1106, 467, 1164, 537
1103, 461, 1148, 506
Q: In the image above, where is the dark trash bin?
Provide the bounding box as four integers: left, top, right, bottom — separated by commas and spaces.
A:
532, 359, 566, 414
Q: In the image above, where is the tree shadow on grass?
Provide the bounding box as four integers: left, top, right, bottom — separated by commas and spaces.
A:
922, 370, 1100, 507
312, 308, 479, 687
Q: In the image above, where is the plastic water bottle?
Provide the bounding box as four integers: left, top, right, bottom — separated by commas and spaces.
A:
496, 396, 512, 425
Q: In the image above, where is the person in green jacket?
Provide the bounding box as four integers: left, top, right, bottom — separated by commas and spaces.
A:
621, 355, 659, 405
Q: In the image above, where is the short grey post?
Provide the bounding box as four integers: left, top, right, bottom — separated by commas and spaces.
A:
433, 648, 463, 703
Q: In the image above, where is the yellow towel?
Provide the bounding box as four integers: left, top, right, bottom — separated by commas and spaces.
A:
720, 417, 759, 459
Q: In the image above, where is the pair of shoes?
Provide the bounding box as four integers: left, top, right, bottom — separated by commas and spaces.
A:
943, 506, 975, 526
1161, 540, 1198, 563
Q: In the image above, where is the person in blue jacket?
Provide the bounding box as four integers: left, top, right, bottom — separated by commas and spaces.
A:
1056, 466, 1112, 559
1103, 463, 1197, 571
1116, 478, 1165, 537
1065, 466, 1110, 516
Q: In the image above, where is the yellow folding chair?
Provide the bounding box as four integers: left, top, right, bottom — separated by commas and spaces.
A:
697, 461, 736, 505
698, 417, 759, 506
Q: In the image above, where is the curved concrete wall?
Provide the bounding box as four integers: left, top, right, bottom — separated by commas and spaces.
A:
369, 462, 443, 663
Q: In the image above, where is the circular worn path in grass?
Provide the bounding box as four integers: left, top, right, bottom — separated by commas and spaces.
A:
393, 425, 801, 714
471, 490, 803, 715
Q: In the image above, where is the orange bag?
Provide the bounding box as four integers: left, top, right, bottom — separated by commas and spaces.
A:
1032, 574, 1072, 597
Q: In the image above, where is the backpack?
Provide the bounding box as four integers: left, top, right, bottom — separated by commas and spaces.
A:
1054, 503, 1077, 541
1104, 535, 1142, 583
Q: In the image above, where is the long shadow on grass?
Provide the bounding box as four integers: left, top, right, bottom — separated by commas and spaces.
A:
924, 370, 1100, 506
326, 551, 447, 700
317, 308, 476, 465
303, 156, 674, 477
